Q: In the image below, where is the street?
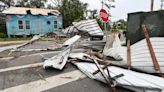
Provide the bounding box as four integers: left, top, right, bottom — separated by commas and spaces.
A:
0, 51, 132, 92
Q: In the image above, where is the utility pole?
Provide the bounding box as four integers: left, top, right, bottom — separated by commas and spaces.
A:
102, 0, 104, 9
161, 0, 164, 10
151, 0, 154, 11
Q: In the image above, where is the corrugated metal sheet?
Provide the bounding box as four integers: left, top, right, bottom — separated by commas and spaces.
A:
104, 37, 164, 73
62, 26, 78, 37
2, 7, 60, 16
43, 35, 81, 70
62, 19, 104, 37
73, 19, 104, 36
63, 35, 81, 46
74, 62, 164, 92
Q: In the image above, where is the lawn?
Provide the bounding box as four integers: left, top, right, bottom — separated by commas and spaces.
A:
0, 37, 31, 42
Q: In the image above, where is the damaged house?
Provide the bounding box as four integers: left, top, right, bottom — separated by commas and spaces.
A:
2, 7, 63, 38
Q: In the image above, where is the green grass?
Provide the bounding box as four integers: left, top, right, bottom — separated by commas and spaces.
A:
0, 37, 31, 42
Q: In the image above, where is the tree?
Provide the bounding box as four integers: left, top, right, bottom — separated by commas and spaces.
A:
0, 0, 15, 8
15, 0, 47, 8
88, 9, 98, 19
59, 0, 88, 28
116, 19, 127, 30
0, 0, 15, 12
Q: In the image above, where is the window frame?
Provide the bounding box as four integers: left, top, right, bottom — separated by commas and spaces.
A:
25, 20, 30, 30
54, 20, 58, 29
18, 20, 24, 30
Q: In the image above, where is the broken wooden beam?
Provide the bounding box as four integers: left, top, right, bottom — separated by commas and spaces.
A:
92, 59, 116, 92
92, 63, 111, 75
127, 39, 131, 69
142, 24, 161, 72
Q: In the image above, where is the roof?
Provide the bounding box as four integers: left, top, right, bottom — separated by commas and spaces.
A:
2, 7, 60, 16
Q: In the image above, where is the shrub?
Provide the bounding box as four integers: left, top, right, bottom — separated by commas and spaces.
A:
0, 32, 6, 38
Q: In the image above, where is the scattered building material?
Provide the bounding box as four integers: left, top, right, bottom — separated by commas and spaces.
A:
8, 35, 63, 52
73, 19, 104, 37
103, 34, 122, 60
62, 26, 79, 37
43, 35, 81, 70
127, 39, 131, 69
81, 38, 106, 51
92, 59, 116, 92
13, 41, 62, 52
0, 35, 41, 53
63, 35, 81, 46
104, 36, 164, 73
73, 62, 164, 92
62, 19, 104, 39
14, 35, 41, 49
43, 46, 72, 70
142, 24, 161, 72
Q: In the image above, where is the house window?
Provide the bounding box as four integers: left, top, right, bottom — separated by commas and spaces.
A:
54, 20, 58, 28
18, 20, 23, 29
25, 20, 30, 29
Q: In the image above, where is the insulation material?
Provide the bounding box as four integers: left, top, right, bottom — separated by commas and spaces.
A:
103, 34, 122, 60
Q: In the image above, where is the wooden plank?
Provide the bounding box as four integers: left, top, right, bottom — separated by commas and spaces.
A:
92, 59, 116, 92
141, 24, 160, 71
127, 39, 131, 69
92, 63, 111, 75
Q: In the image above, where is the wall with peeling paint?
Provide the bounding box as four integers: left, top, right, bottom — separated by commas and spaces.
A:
6, 14, 62, 37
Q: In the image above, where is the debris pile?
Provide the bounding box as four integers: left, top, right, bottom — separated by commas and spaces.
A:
1, 19, 164, 92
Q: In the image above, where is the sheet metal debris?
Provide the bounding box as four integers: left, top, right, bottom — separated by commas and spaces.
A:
1, 18, 164, 92
62, 19, 104, 37
63, 35, 81, 46
43, 46, 72, 70
0, 35, 41, 53
74, 62, 164, 92
43, 35, 81, 70
73, 19, 104, 36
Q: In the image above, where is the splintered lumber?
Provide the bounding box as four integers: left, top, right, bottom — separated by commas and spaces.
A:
127, 39, 131, 69
142, 24, 160, 72
92, 63, 111, 75
92, 59, 116, 92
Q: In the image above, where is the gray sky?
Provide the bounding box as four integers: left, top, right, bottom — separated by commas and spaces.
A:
80, 0, 162, 21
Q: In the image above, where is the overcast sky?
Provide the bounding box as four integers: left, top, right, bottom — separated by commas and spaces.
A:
80, 0, 162, 21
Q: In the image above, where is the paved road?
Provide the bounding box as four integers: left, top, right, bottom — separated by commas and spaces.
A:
0, 51, 132, 92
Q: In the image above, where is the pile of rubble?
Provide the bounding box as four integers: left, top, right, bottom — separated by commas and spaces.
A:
1, 20, 164, 92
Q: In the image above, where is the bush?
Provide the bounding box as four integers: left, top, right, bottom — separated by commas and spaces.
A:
0, 32, 6, 38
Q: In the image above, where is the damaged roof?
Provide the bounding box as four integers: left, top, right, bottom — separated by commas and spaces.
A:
2, 7, 60, 16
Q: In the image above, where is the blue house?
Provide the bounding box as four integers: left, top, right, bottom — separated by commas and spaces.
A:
2, 7, 63, 37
